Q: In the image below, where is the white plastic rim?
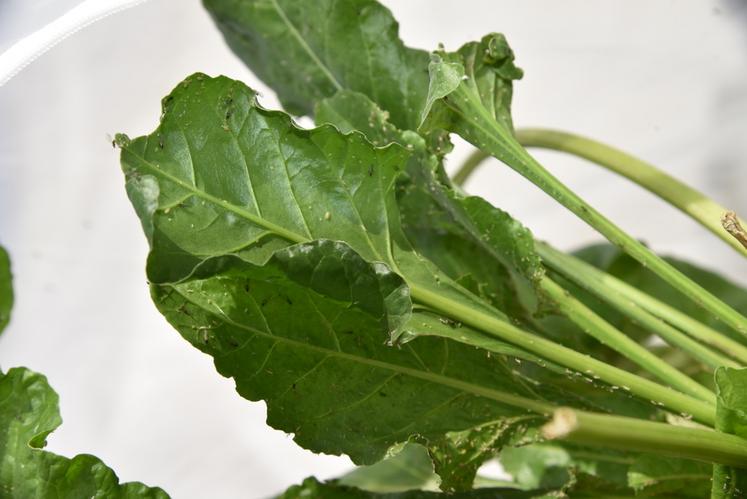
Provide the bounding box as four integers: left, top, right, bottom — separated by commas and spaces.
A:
0, 0, 151, 87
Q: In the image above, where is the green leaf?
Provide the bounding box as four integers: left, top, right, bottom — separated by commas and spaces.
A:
0, 367, 168, 498
119, 72, 574, 484
280, 476, 548, 499
711, 368, 747, 498
202, 0, 430, 132
499, 444, 576, 492
338, 443, 439, 493
151, 239, 550, 465
0, 245, 12, 334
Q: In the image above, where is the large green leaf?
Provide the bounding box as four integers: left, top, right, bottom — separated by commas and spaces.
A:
280, 476, 548, 499
202, 0, 430, 132
119, 73, 490, 325
711, 368, 747, 498
0, 367, 168, 498
0, 245, 12, 334
151, 239, 550, 465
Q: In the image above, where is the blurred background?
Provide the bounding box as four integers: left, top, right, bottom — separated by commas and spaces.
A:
0, 1, 746, 497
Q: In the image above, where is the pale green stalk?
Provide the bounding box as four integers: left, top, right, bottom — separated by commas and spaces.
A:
409, 284, 716, 426
446, 84, 747, 337
515, 128, 747, 257
539, 276, 717, 402
538, 242, 741, 369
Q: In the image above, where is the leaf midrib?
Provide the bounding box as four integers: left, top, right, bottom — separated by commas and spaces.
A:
269, 0, 343, 91
125, 148, 307, 245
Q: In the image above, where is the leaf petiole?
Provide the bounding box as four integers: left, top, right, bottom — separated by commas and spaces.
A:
543, 408, 747, 469
537, 242, 742, 369
539, 276, 717, 402
515, 128, 747, 258
445, 83, 747, 338
536, 242, 747, 366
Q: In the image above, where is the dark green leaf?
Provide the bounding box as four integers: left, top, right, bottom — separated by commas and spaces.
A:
0, 367, 168, 498
280, 476, 548, 499
151, 239, 546, 465
0, 245, 11, 334
711, 367, 747, 498
203, 0, 430, 131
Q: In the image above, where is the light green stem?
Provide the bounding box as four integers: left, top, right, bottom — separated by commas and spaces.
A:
540, 276, 717, 402
515, 128, 747, 258
538, 243, 741, 369
448, 84, 747, 338
540, 243, 747, 365
544, 408, 747, 469
409, 284, 716, 426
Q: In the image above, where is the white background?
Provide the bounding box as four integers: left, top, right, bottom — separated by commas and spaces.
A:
1, 1, 746, 498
